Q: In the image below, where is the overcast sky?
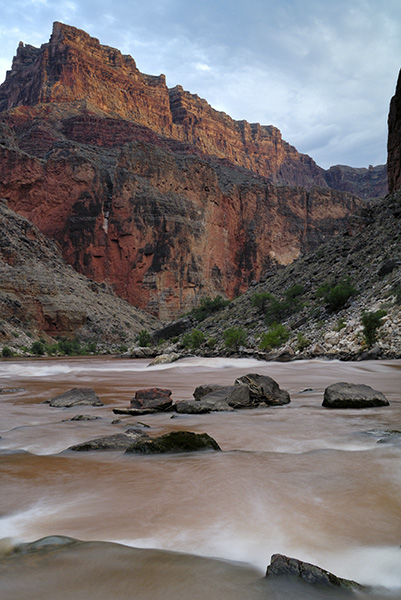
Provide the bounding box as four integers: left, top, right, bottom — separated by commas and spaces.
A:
0, 0, 400, 169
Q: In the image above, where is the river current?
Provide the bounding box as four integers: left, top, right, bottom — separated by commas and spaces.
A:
0, 356, 400, 599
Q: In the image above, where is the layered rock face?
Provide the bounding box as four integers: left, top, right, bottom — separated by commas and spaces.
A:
0, 23, 363, 318
388, 68, 401, 193
0, 200, 159, 341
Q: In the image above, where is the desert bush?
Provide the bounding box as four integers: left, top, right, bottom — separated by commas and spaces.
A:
259, 323, 289, 351
137, 329, 151, 347
296, 332, 311, 351
361, 310, 386, 347
182, 329, 205, 350
223, 327, 247, 351
30, 341, 45, 355
316, 277, 357, 312
191, 295, 230, 321
251, 292, 273, 313
2, 346, 13, 357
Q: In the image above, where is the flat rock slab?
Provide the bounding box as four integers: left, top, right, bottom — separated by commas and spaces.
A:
44, 388, 103, 408
266, 554, 364, 590
323, 382, 389, 408
125, 430, 221, 454
69, 429, 148, 451
235, 373, 290, 405
113, 407, 158, 416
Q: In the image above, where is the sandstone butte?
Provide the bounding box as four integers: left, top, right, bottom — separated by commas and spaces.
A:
0, 22, 387, 319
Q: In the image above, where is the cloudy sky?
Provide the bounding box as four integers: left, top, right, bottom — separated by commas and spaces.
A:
0, 0, 400, 169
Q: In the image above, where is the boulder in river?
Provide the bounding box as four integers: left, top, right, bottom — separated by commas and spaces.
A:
125, 430, 221, 454
266, 553, 364, 591
147, 352, 181, 366
130, 388, 173, 411
235, 373, 291, 406
69, 429, 148, 451
323, 382, 389, 409
44, 388, 103, 408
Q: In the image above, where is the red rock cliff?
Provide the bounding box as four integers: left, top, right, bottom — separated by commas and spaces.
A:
0, 23, 362, 319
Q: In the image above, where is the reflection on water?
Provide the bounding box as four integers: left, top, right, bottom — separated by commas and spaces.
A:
1, 357, 401, 599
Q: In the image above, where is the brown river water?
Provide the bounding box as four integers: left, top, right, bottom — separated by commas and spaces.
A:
0, 356, 400, 600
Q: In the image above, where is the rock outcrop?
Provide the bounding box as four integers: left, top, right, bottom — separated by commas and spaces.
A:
0, 199, 159, 345
388, 68, 401, 193
0, 23, 366, 319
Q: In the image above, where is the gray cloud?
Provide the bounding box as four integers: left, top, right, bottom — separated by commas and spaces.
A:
0, 0, 400, 168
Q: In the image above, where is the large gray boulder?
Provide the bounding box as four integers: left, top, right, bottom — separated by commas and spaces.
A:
125, 430, 221, 454
176, 385, 249, 413
323, 382, 389, 408
44, 388, 103, 408
235, 373, 290, 406
266, 554, 363, 590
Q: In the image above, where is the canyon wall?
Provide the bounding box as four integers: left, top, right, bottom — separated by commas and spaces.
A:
0, 23, 364, 319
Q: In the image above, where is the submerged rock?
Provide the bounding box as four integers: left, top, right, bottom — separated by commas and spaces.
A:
44, 388, 103, 408
323, 382, 389, 408
235, 373, 291, 406
69, 429, 148, 451
125, 430, 221, 454
266, 554, 364, 590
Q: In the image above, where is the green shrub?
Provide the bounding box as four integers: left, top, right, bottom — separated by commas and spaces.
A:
137, 329, 151, 347
335, 318, 346, 331
223, 327, 247, 351
285, 284, 305, 300
296, 332, 311, 351
182, 329, 205, 350
31, 341, 45, 355
191, 295, 230, 321
86, 342, 97, 354
361, 310, 386, 347
391, 284, 401, 305
2, 346, 13, 357
251, 292, 273, 313
259, 323, 289, 351
207, 337, 217, 349
57, 338, 84, 355
316, 277, 357, 312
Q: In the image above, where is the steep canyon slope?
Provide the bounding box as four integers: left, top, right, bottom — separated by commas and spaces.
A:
0, 22, 383, 319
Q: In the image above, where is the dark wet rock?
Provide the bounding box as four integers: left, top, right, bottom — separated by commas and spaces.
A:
193, 384, 226, 401
175, 400, 218, 414
202, 385, 251, 409
130, 388, 173, 411
125, 430, 221, 454
323, 382, 389, 409
377, 430, 401, 445
12, 536, 78, 556
44, 388, 103, 408
113, 407, 158, 416
68, 429, 148, 451
234, 373, 291, 406
65, 414, 102, 421
266, 554, 364, 590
